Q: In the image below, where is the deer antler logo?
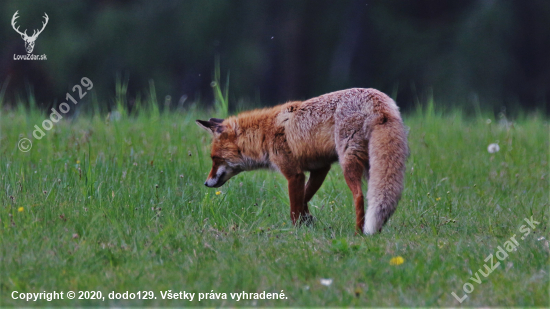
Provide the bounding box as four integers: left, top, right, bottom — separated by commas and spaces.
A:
11, 11, 49, 54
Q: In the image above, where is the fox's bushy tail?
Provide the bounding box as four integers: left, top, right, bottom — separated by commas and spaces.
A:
364, 116, 408, 234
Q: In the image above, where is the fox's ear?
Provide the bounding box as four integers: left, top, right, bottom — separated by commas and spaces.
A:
196, 119, 215, 134
196, 119, 223, 134
209, 118, 224, 124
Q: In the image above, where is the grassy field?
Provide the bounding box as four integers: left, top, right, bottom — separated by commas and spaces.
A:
0, 101, 548, 307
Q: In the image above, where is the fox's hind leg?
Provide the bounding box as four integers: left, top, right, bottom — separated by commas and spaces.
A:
341, 153, 368, 233
302, 165, 331, 224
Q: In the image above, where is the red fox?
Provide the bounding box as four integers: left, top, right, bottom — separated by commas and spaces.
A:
196, 88, 408, 234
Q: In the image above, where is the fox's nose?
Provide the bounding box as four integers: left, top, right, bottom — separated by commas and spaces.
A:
204, 181, 208, 186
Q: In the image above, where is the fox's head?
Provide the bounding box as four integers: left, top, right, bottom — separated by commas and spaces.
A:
196, 118, 244, 188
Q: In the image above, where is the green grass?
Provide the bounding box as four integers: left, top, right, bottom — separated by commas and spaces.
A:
0, 102, 548, 307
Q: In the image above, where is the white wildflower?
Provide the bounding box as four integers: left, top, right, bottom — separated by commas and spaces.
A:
320, 278, 333, 286
487, 143, 500, 153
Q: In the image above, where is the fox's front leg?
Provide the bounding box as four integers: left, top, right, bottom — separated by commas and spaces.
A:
304, 166, 331, 213
299, 166, 331, 225
285, 173, 306, 225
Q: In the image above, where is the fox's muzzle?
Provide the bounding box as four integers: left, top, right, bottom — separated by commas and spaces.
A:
204, 165, 229, 188
204, 171, 226, 187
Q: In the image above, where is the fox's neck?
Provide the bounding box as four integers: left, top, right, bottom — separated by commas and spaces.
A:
232, 111, 274, 171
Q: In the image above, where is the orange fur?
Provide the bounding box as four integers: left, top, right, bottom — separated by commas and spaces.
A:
197, 88, 408, 234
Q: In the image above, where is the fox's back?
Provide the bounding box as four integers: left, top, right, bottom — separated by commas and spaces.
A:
275, 88, 397, 167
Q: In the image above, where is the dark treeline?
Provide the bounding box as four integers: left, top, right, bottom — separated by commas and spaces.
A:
0, 0, 548, 113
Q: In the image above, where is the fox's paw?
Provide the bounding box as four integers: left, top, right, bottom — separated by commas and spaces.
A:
299, 213, 316, 226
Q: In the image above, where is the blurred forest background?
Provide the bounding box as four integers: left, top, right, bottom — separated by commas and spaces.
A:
0, 0, 548, 113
